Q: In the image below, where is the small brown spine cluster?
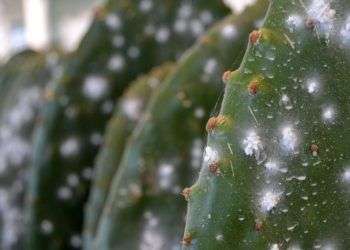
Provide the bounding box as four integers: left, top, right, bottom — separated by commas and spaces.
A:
310, 144, 319, 156
248, 80, 260, 95
181, 187, 192, 201
249, 30, 262, 44
254, 219, 263, 232
181, 233, 192, 246
208, 161, 220, 176
206, 115, 226, 133
222, 70, 232, 84
306, 18, 317, 29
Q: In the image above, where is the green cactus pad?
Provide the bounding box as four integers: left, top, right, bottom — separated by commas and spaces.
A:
183, 0, 350, 249
83, 63, 174, 248
0, 50, 53, 250
25, 1, 229, 249
94, 2, 268, 249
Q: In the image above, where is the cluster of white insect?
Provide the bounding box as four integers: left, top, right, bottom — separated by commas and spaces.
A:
140, 212, 164, 250
83, 75, 109, 101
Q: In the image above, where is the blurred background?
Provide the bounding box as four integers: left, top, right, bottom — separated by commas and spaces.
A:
0, 0, 253, 63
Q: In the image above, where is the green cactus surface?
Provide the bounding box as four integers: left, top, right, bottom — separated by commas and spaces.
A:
183, 0, 350, 249
25, 1, 229, 249
0, 50, 53, 250
94, 2, 268, 249
83, 63, 174, 248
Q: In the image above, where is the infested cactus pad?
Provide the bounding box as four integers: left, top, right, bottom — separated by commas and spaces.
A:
183, 0, 350, 249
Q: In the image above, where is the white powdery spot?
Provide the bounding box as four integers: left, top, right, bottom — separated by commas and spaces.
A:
140, 212, 164, 250
7, 87, 42, 129
264, 160, 281, 173
215, 234, 224, 241
306, 78, 321, 94
221, 24, 237, 40
322, 105, 336, 123
121, 98, 142, 121
174, 19, 187, 33
307, 0, 336, 38
0, 190, 23, 249
200, 11, 213, 25
90, 132, 103, 146
40, 220, 54, 234
280, 126, 298, 153
270, 244, 280, 250
194, 107, 205, 119
191, 139, 203, 168
66, 173, 79, 187
287, 244, 302, 250
178, 4, 192, 19
281, 94, 293, 110
190, 19, 204, 36
223, 0, 256, 13
158, 163, 174, 190
83, 76, 109, 100
203, 58, 218, 75
112, 35, 125, 48
139, 0, 153, 12
155, 27, 170, 43
60, 137, 80, 157
342, 167, 350, 183
340, 16, 350, 45
101, 100, 114, 114
127, 46, 140, 59
286, 14, 303, 31
242, 130, 265, 163
57, 186, 73, 200
260, 190, 282, 213
105, 14, 122, 30
70, 235, 82, 248
204, 146, 219, 165
108, 54, 125, 72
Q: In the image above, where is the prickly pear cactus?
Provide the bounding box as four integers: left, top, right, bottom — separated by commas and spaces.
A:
83, 63, 174, 248
94, 2, 268, 249
0, 50, 53, 250
25, 1, 229, 249
183, 0, 350, 249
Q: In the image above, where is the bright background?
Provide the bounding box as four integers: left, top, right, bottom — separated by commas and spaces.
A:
0, 0, 255, 62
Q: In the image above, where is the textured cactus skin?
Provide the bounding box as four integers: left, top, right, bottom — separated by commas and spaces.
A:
183, 0, 350, 249
94, 2, 268, 249
25, 1, 229, 249
83, 63, 174, 248
0, 50, 53, 250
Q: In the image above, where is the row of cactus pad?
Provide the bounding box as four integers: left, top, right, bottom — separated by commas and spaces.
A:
92, 2, 268, 249
25, 0, 230, 249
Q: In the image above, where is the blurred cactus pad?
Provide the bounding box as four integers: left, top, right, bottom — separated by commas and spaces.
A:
0, 0, 347, 249
0, 50, 56, 250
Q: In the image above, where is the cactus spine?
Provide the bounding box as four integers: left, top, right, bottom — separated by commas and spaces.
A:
183, 0, 350, 249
